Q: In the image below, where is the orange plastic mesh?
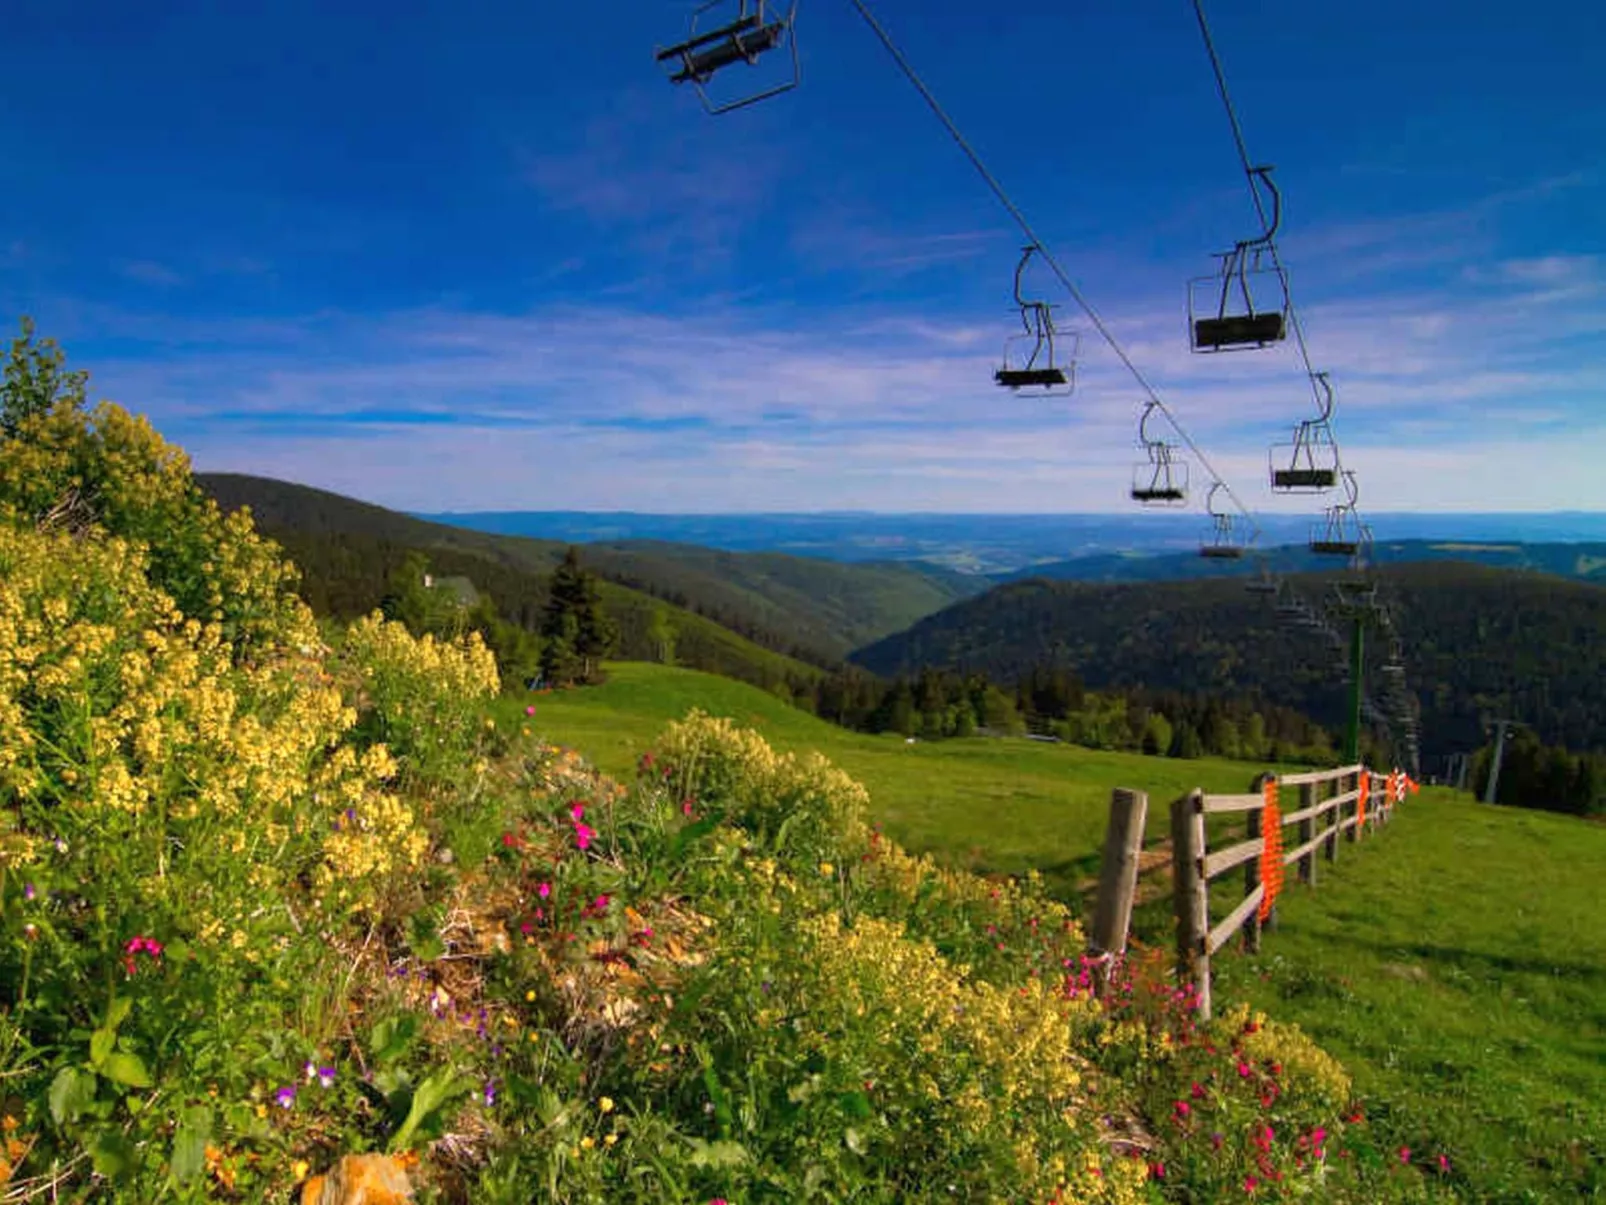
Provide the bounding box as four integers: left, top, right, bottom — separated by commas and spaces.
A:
1257, 777, 1284, 922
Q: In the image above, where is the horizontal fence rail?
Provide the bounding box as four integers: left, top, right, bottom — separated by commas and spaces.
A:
1090, 765, 1418, 1022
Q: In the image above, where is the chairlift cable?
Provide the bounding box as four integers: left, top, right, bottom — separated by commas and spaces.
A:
845, 0, 1260, 542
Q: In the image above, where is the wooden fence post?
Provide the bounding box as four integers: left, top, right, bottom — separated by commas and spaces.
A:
1243, 783, 1264, 947
1171, 789, 1211, 1022
1297, 781, 1316, 886
1324, 774, 1339, 864
1346, 769, 1361, 844
1091, 789, 1148, 967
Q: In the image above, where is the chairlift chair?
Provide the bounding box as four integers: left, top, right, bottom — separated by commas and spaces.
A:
1130, 403, 1188, 504
1270, 372, 1341, 491
995, 246, 1077, 396
1310, 472, 1370, 558
1189, 166, 1290, 353
655, 0, 800, 115
1199, 482, 1245, 558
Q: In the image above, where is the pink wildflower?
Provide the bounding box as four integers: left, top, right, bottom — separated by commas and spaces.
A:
1173, 1100, 1191, 1121
525, 705, 536, 716
574, 823, 595, 851
122, 935, 163, 976
1244, 1175, 1258, 1193
569, 803, 585, 823
1399, 1147, 1411, 1165
1437, 1154, 1450, 1173
537, 882, 551, 899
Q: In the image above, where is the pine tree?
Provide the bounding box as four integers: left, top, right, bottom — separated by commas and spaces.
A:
540, 547, 615, 686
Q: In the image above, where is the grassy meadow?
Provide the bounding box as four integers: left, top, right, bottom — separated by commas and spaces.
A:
1213, 793, 1606, 1201
503, 662, 1270, 893
525, 662, 1606, 1202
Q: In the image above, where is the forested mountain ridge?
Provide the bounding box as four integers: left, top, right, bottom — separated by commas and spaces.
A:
992, 539, 1606, 585
197, 474, 981, 664
851, 564, 1606, 765
197, 475, 826, 697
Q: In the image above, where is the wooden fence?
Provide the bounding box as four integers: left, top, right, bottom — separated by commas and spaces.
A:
1090, 765, 1413, 1020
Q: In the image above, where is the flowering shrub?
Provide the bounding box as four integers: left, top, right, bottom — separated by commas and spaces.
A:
651, 709, 870, 868
337, 611, 500, 788
0, 400, 312, 655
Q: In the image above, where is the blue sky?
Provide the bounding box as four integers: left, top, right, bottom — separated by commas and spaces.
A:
1, 0, 1602, 514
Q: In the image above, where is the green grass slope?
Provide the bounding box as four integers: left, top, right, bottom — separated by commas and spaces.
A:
1206, 793, 1606, 1201
506, 662, 1274, 895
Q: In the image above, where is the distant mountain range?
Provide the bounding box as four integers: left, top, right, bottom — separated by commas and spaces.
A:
206, 474, 1606, 769
417, 510, 1606, 577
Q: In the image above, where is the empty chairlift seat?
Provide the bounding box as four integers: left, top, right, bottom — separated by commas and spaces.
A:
662, 16, 786, 83
1193, 308, 1287, 351
995, 364, 1072, 390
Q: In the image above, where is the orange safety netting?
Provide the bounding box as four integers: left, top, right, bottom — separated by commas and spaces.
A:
1257, 777, 1284, 922
1356, 772, 1369, 828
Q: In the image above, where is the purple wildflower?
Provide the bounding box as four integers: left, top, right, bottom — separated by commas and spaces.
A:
275, 1085, 297, 1109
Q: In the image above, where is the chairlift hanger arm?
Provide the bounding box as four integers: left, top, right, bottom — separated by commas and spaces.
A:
1251, 165, 1282, 244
